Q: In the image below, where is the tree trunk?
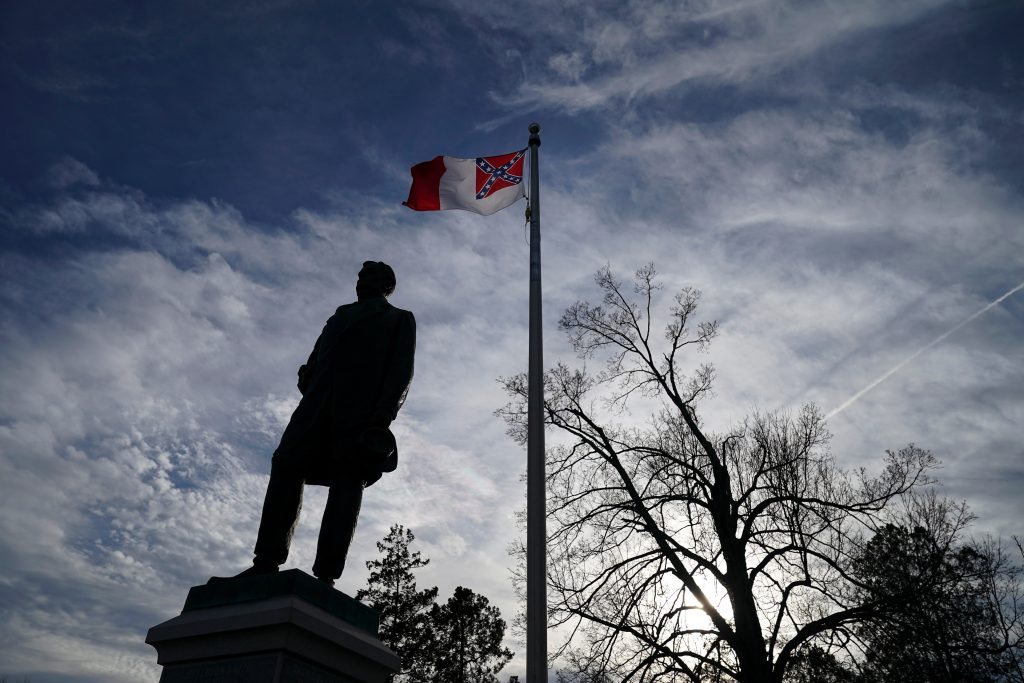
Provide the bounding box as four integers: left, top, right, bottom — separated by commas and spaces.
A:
712, 470, 772, 683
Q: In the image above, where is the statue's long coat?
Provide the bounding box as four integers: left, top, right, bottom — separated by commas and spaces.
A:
274, 296, 416, 487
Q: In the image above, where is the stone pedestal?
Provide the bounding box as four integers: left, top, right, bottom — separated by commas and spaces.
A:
147, 569, 400, 682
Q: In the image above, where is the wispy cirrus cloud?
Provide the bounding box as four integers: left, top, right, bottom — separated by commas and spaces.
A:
0, 162, 534, 681
2, 2, 1022, 680
475, 0, 958, 114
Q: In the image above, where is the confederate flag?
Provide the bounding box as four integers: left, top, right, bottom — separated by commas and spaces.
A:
403, 149, 526, 216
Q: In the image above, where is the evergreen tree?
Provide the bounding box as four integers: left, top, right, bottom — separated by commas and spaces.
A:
357, 525, 439, 682
852, 517, 1023, 683
427, 586, 514, 683
783, 645, 856, 683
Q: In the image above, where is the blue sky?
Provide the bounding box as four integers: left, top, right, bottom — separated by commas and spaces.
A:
1, 1, 1023, 681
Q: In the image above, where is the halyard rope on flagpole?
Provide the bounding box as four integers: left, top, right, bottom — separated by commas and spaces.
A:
524, 191, 531, 246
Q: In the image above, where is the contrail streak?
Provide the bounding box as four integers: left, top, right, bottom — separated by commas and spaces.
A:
826, 280, 1024, 420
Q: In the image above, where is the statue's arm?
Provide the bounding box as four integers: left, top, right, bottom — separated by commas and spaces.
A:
297, 331, 324, 395
372, 311, 416, 425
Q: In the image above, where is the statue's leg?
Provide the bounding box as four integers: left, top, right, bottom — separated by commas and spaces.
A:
312, 474, 364, 583
253, 453, 305, 568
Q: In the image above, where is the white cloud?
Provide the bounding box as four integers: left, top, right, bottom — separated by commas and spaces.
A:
4, 100, 1021, 678
0, 158, 540, 680
2, 4, 1023, 677
48, 156, 101, 189
548, 51, 587, 82
471, 0, 958, 113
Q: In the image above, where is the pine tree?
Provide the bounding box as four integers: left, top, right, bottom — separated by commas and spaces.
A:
428, 586, 514, 683
852, 518, 1023, 683
356, 525, 439, 682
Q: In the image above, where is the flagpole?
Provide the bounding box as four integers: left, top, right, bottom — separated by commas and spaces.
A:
526, 122, 547, 683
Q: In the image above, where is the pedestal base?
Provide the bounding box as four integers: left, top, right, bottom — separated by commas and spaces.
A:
147, 570, 400, 683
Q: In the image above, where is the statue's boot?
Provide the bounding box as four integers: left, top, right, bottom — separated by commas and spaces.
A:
207, 559, 278, 584
234, 561, 279, 578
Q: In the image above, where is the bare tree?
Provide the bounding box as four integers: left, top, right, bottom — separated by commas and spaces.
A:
500, 265, 938, 683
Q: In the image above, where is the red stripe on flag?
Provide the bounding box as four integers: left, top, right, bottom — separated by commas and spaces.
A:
402, 156, 446, 211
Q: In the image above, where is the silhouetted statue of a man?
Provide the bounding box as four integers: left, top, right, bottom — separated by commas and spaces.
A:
234, 261, 415, 586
